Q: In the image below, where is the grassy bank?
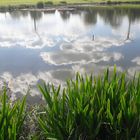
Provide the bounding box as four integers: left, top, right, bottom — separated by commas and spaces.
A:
1, 0, 140, 6
0, 67, 140, 139
1, 0, 140, 12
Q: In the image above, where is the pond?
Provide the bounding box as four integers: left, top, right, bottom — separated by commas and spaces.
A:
0, 6, 140, 103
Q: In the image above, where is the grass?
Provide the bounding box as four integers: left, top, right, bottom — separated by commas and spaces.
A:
0, 87, 26, 140
0, 67, 140, 139
38, 66, 140, 139
1, 0, 140, 6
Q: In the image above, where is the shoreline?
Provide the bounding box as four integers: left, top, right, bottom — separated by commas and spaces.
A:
0, 1, 140, 12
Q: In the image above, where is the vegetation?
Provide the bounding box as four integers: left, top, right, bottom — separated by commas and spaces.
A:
1, 0, 140, 6
44, 1, 54, 6
0, 67, 140, 139
38, 67, 140, 139
36, 1, 44, 8
0, 87, 26, 140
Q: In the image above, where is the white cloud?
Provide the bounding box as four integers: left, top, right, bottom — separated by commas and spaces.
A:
39, 33, 125, 66
132, 57, 140, 65
0, 69, 73, 98
128, 66, 140, 77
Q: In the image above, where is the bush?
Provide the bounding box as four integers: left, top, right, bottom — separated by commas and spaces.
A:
36, 1, 44, 9
107, 0, 112, 4
60, 1, 67, 5
38, 67, 140, 139
45, 1, 54, 6
0, 88, 26, 139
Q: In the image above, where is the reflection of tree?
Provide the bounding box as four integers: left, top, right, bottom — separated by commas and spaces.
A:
30, 11, 42, 39
129, 8, 140, 22
83, 9, 97, 25
98, 9, 122, 28
9, 11, 22, 19
83, 7, 140, 29
30, 11, 42, 21
5, 12, 7, 18
60, 11, 70, 21
20, 11, 28, 17
9, 11, 29, 19
126, 16, 132, 41
125, 8, 140, 41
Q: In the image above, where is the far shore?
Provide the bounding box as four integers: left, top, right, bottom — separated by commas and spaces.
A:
0, 1, 140, 12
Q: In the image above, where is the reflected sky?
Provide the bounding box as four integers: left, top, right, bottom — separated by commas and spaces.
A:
0, 8, 140, 102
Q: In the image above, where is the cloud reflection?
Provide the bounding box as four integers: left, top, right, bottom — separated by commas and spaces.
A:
128, 66, 140, 77
0, 69, 73, 96
0, 9, 140, 104
40, 37, 124, 66
0, 63, 139, 103
132, 57, 140, 65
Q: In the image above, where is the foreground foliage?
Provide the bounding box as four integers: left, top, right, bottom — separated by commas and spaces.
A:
0, 67, 140, 140
38, 67, 140, 140
0, 88, 26, 140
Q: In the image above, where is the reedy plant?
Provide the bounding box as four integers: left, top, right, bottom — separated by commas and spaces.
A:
38, 66, 140, 140
0, 87, 26, 140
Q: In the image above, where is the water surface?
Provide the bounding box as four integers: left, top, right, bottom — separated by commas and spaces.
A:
0, 7, 140, 102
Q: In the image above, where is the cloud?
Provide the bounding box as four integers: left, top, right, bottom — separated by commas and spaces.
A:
0, 10, 90, 50
0, 62, 138, 103
0, 69, 73, 98
128, 66, 140, 77
0, 72, 38, 97
72, 63, 123, 75
132, 57, 140, 65
40, 37, 124, 66
0, 10, 139, 103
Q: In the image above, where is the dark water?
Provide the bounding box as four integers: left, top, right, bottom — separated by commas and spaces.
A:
0, 7, 140, 102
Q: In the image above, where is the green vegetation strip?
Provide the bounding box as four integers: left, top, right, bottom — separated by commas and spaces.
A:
1, 0, 140, 6
0, 67, 140, 139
